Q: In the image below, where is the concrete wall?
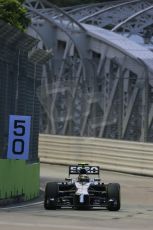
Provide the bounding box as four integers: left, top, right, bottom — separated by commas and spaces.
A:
39, 134, 153, 177
0, 160, 39, 201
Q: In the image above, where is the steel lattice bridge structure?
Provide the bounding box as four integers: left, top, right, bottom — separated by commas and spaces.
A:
24, 0, 153, 142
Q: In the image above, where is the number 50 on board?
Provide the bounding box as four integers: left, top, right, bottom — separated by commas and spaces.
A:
7, 115, 31, 160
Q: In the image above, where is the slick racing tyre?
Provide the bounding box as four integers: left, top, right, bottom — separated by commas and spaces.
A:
44, 182, 58, 210
107, 183, 120, 211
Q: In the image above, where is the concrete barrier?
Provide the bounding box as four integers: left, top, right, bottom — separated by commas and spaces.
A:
39, 134, 153, 176
0, 160, 39, 202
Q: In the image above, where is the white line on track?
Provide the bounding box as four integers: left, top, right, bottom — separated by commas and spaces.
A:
40, 186, 45, 192
0, 201, 43, 210
0, 187, 45, 210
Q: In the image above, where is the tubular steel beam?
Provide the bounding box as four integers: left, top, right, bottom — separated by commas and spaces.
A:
25, 0, 153, 142
112, 4, 153, 36
67, 0, 136, 20
80, 0, 142, 22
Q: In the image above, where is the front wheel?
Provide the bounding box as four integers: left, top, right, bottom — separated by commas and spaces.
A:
44, 182, 58, 210
107, 183, 120, 211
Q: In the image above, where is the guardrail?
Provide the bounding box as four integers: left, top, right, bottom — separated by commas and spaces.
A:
39, 134, 153, 176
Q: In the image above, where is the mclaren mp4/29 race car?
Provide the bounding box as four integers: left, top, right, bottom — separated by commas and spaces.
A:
44, 164, 120, 211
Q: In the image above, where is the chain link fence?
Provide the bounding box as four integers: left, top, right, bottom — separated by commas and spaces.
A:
0, 20, 50, 162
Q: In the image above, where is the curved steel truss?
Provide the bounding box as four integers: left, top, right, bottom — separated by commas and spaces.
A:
79, 1, 151, 28
25, 0, 153, 142
112, 5, 153, 36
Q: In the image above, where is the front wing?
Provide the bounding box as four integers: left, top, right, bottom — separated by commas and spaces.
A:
56, 184, 108, 208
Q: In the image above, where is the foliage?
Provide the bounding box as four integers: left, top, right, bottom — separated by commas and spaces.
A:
0, 0, 30, 31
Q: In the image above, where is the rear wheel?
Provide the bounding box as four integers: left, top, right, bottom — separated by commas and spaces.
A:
107, 183, 120, 211
44, 182, 58, 210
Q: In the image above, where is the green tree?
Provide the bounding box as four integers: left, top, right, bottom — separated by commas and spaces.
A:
0, 0, 30, 31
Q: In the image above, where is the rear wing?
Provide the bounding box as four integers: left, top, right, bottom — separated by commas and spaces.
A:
69, 165, 100, 175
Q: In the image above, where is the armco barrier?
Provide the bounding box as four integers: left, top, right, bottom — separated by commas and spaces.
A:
39, 134, 153, 177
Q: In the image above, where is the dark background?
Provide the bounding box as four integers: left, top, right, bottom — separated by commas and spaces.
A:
48, 0, 117, 7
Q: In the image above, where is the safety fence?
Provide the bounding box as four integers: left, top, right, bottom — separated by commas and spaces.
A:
39, 134, 153, 177
0, 20, 49, 204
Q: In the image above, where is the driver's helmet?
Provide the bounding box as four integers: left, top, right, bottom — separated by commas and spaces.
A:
78, 174, 89, 182
78, 168, 89, 182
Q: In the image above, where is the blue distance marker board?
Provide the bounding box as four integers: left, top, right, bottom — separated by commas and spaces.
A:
7, 115, 31, 160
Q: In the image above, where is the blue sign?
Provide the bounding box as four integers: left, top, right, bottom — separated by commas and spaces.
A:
7, 115, 31, 160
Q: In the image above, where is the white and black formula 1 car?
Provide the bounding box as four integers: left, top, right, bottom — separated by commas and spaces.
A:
44, 164, 120, 211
